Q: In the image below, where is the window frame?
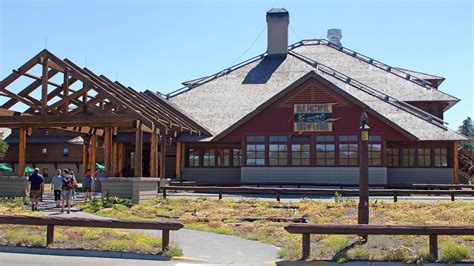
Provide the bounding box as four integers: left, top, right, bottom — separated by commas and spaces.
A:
417, 148, 432, 167
386, 147, 400, 167
402, 148, 416, 167
434, 148, 448, 168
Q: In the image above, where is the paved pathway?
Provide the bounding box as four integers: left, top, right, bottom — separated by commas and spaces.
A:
27, 191, 280, 265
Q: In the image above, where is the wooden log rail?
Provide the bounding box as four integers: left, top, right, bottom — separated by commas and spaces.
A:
161, 186, 474, 202
284, 224, 474, 260
0, 215, 183, 252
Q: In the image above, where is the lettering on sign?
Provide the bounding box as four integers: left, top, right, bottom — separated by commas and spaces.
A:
293, 104, 335, 131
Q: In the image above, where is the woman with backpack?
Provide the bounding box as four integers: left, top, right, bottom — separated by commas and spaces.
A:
61, 169, 74, 214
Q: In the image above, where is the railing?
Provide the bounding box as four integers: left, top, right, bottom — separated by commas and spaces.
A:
161, 186, 474, 202
284, 224, 474, 260
0, 215, 183, 251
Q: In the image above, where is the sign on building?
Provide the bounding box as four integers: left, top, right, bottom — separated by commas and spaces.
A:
294, 104, 334, 131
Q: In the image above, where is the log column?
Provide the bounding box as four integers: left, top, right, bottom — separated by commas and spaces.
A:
175, 141, 182, 180
453, 141, 459, 184
103, 127, 113, 176
150, 133, 159, 177
134, 122, 143, 177
18, 128, 27, 176
41, 58, 48, 116
117, 143, 124, 177
82, 137, 90, 175
159, 132, 167, 180
112, 142, 118, 176
89, 134, 97, 177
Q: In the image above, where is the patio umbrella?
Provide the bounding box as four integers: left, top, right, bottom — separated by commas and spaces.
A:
24, 166, 35, 173
0, 164, 13, 171
95, 163, 106, 170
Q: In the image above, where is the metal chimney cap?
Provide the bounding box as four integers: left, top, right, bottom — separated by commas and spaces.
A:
327, 29, 342, 45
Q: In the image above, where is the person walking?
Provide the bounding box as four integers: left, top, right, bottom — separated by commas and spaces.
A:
83, 169, 94, 201
28, 168, 44, 211
70, 170, 78, 203
61, 169, 73, 214
52, 169, 63, 208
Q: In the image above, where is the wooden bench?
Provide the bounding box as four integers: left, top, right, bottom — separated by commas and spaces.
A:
284, 224, 474, 260
0, 215, 183, 251
162, 185, 474, 202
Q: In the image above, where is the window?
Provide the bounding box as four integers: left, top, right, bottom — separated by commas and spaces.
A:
44, 130, 49, 136
339, 144, 358, 166
269, 144, 287, 166
217, 148, 230, 167
269, 136, 288, 142
203, 148, 216, 167
316, 135, 336, 142
41, 148, 47, 155
339, 135, 358, 142
316, 144, 335, 166
188, 148, 200, 167
369, 144, 382, 166
42, 168, 48, 178
246, 144, 265, 166
246, 136, 265, 142
291, 144, 310, 166
386, 148, 399, 167
369, 135, 382, 142
402, 148, 415, 167
418, 148, 431, 167
63, 147, 70, 156
434, 148, 447, 167
233, 148, 242, 166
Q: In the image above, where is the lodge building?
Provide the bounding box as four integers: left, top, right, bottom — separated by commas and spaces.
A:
0, 9, 468, 186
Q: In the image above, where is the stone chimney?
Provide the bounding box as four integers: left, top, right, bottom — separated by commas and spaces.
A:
266, 8, 289, 56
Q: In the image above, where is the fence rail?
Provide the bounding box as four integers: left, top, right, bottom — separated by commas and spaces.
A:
0, 215, 183, 251
284, 224, 474, 260
162, 185, 474, 202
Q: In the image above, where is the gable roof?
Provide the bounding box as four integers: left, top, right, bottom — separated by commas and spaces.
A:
168, 40, 465, 142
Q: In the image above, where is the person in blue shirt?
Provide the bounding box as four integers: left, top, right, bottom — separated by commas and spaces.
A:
28, 168, 44, 211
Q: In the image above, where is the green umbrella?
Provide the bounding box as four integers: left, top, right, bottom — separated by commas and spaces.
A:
0, 164, 13, 171
95, 163, 106, 170
24, 166, 35, 173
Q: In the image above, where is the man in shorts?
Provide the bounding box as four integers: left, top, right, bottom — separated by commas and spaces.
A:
28, 168, 44, 211
61, 169, 73, 214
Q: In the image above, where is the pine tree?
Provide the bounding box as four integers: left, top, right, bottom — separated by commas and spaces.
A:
458, 117, 473, 153
0, 133, 8, 160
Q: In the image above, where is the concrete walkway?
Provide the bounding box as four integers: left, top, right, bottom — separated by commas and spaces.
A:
31, 191, 280, 265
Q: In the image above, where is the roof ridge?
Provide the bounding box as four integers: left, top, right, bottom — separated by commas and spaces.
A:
393, 67, 445, 80
288, 50, 449, 131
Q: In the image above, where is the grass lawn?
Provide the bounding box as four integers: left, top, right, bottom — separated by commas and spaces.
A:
79, 196, 474, 263
0, 197, 182, 256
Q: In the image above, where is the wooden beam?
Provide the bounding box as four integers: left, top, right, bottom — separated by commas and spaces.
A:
41, 58, 49, 115
18, 128, 27, 176
0, 114, 134, 128
24, 76, 78, 113
89, 135, 97, 177
134, 121, 143, 177
117, 142, 124, 177
63, 71, 69, 114
82, 138, 90, 175
112, 142, 118, 177
453, 141, 459, 184
103, 127, 113, 176
175, 141, 182, 180
150, 133, 158, 177
0, 50, 42, 90
159, 132, 167, 180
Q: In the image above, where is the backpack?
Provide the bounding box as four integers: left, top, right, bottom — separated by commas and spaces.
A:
63, 176, 74, 190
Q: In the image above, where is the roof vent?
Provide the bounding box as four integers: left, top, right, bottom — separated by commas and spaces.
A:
327, 28, 342, 46
266, 8, 289, 56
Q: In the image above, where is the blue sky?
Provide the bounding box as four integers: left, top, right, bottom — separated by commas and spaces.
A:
0, 0, 472, 130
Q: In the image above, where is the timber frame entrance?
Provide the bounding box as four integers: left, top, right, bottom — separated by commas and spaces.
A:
0, 49, 210, 179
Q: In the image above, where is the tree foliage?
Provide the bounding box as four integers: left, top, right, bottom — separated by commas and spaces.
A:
0, 133, 8, 160
458, 117, 473, 153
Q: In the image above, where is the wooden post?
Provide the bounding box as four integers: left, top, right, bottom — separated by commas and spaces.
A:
175, 141, 182, 180
162, 229, 170, 252
393, 193, 398, 203
429, 234, 438, 260
453, 141, 459, 184
89, 134, 97, 177
46, 225, 54, 246
302, 233, 310, 260
150, 133, 158, 177
18, 128, 27, 176
63, 71, 69, 114
118, 143, 124, 177
82, 138, 90, 175
163, 188, 167, 199
134, 122, 143, 177
159, 132, 167, 180
276, 191, 281, 202
358, 112, 370, 225
112, 142, 118, 176
41, 58, 48, 115
103, 127, 113, 176
451, 193, 455, 202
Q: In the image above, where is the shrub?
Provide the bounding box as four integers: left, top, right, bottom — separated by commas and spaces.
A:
440, 240, 471, 263
384, 246, 412, 262
347, 246, 370, 260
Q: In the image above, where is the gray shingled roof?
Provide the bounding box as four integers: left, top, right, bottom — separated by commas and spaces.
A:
169, 41, 465, 142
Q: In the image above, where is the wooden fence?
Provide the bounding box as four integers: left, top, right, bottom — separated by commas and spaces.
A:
161, 185, 474, 202
0, 215, 183, 251
284, 224, 474, 260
